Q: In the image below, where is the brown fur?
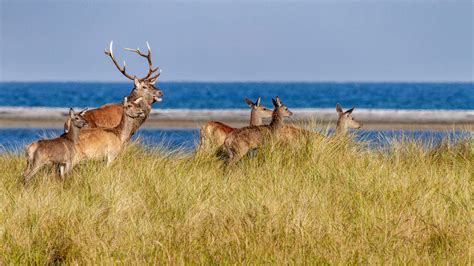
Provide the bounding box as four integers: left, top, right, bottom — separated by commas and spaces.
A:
23, 109, 88, 182
74, 97, 146, 166
224, 97, 293, 165
199, 97, 273, 151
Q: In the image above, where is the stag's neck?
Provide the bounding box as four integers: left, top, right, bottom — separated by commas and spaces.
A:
115, 112, 136, 143
269, 111, 284, 132
249, 111, 263, 126
64, 124, 81, 143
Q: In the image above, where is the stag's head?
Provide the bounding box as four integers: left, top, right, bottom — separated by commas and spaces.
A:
105, 41, 164, 106
122, 96, 146, 118
336, 103, 362, 133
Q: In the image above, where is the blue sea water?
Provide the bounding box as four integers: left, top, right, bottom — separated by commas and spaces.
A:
0, 128, 469, 154
0, 82, 472, 110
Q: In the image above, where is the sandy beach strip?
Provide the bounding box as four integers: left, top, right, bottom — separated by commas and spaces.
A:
0, 107, 472, 130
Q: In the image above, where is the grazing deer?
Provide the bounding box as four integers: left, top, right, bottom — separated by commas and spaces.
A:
81, 41, 163, 137
199, 97, 273, 150
335, 103, 362, 135
74, 97, 146, 166
23, 108, 88, 182
224, 96, 293, 165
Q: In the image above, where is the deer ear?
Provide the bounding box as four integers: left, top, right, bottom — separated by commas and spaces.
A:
134, 78, 140, 88
345, 107, 355, 114
149, 80, 156, 85
244, 97, 254, 107
64, 119, 70, 133
273, 96, 282, 107
336, 103, 343, 114
69, 108, 75, 118
133, 97, 143, 104
123, 97, 128, 105
256, 97, 261, 107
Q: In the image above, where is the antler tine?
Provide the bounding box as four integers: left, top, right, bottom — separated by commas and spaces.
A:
104, 41, 136, 80
124, 41, 160, 81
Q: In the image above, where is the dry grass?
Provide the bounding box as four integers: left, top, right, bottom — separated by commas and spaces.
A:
0, 133, 472, 264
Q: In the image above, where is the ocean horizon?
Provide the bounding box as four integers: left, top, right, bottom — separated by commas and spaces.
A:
1, 81, 472, 110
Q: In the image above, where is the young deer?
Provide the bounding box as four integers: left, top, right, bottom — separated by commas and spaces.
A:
199, 97, 273, 150
335, 103, 362, 135
224, 96, 293, 165
82, 41, 163, 137
74, 97, 146, 166
23, 108, 88, 182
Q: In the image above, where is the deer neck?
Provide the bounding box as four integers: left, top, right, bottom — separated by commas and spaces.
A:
115, 111, 136, 143
65, 123, 81, 143
335, 120, 347, 135
269, 110, 284, 132
249, 110, 263, 126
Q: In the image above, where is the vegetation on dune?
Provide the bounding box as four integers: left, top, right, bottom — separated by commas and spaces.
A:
0, 133, 472, 264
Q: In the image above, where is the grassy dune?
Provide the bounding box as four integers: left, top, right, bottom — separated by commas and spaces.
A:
0, 133, 472, 264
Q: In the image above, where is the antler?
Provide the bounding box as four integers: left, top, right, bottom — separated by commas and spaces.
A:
104, 41, 136, 80
124, 41, 161, 81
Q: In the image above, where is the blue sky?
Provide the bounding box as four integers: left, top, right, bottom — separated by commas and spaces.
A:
0, 0, 472, 81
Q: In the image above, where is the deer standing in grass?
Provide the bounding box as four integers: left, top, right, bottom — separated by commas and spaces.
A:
23, 109, 88, 182
74, 97, 146, 166
335, 103, 362, 135
199, 97, 273, 151
82, 41, 163, 138
224, 96, 293, 165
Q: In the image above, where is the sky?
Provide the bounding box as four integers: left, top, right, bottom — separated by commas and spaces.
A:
0, 0, 472, 82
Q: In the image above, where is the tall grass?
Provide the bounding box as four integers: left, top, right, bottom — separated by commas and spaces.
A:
0, 133, 472, 264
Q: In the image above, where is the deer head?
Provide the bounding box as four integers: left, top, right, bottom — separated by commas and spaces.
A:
65, 108, 88, 133
122, 97, 146, 118
272, 96, 293, 118
245, 97, 273, 126
105, 41, 164, 106
336, 103, 362, 135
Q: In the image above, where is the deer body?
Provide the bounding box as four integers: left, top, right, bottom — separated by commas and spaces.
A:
224, 97, 293, 165
199, 97, 273, 150
74, 97, 145, 166
23, 109, 87, 182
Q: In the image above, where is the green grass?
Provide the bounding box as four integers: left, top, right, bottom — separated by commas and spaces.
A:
0, 133, 472, 264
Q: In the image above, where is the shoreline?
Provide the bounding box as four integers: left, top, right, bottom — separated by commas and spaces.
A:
0, 107, 472, 130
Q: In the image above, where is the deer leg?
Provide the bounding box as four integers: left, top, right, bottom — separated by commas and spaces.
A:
106, 152, 118, 167
59, 164, 65, 180
23, 158, 43, 183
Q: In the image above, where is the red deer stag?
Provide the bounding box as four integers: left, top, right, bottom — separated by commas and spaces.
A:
224, 96, 293, 165
199, 97, 273, 151
82, 41, 163, 137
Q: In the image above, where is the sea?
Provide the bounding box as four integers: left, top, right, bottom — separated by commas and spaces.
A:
0, 82, 472, 152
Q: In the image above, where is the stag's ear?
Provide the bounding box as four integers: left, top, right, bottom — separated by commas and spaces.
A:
123, 96, 128, 105
345, 107, 355, 114
336, 103, 343, 115
256, 97, 261, 107
244, 97, 254, 107
133, 97, 143, 104
149, 80, 156, 85
134, 78, 140, 88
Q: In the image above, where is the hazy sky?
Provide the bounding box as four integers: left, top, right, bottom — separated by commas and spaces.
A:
0, 0, 472, 81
